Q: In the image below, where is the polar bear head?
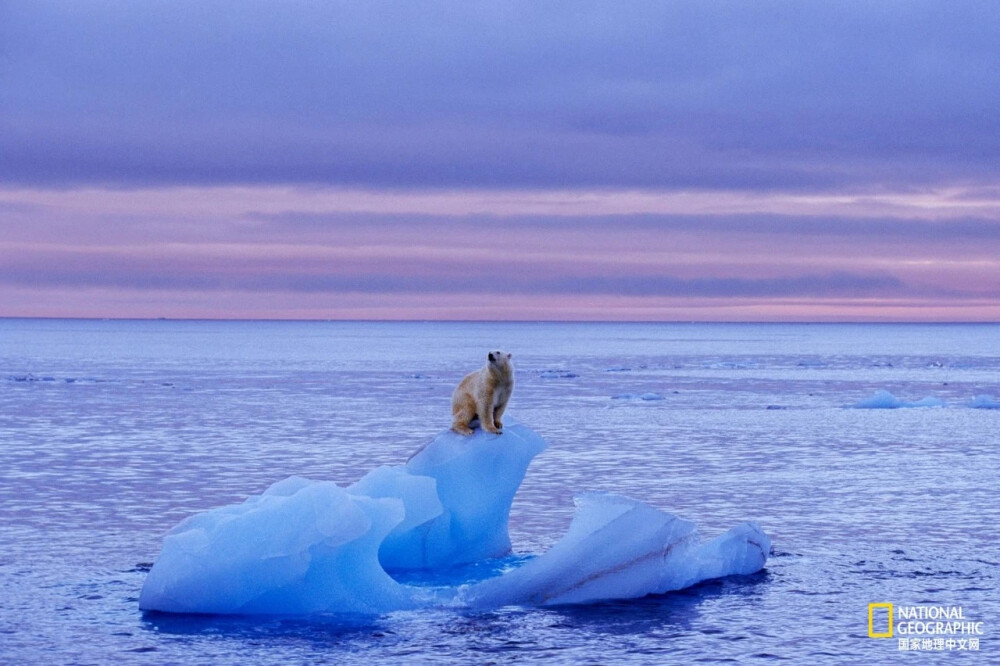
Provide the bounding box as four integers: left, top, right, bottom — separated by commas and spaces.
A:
487, 350, 512, 371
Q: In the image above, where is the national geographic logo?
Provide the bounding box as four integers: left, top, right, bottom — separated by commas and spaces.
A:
869, 603, 985, 652
869, 603, 893, 638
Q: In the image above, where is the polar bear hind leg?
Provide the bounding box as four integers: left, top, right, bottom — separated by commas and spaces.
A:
451, 394, 476, 435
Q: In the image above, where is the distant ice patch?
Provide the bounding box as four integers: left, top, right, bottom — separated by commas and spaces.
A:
968, 394, 1000, 409
851, 390, 945, 409
140, 421, 770, 616
611, 392, 665, 401
5, 374, 105, 384
539, 370, 579, 379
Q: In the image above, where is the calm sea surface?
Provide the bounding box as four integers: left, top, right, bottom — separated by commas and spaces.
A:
1, 320, 997, 664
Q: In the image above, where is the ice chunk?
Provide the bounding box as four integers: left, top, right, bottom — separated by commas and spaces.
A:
851, 390, 945, 409
969, 394, 1000, 409
461, 493, 769, 608
669, 521, 772, 590
382, 419, 547, 570
611, 392, 664, 401
348, 466, 443, 535
539, 370, 579, 378
461, 493, 697, 606
138, 479, 416, 614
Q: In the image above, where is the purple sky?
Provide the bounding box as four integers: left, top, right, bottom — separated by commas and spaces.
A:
2, 1, 998, 321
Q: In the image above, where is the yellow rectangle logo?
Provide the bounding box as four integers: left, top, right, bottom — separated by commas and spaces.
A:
869, 603, 893, 638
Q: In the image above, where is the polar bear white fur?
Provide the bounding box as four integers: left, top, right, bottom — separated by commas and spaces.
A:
451, 350, 514, 435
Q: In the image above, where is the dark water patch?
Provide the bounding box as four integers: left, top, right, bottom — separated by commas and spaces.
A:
142, 610, 386, 640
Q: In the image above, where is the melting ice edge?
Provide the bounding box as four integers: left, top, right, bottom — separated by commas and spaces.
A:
139, 420, 770, 615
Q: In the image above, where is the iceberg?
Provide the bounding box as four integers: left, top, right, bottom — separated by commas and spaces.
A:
851, 389, 945, 409
140, 420, 770, 615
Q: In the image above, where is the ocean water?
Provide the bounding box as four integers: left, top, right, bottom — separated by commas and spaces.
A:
0, 319, 996, 664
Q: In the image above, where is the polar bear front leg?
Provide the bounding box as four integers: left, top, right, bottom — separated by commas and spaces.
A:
478, 394, 502, 434
493, 401, 507, 430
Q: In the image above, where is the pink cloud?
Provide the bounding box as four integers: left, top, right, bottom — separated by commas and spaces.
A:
1, 186, 998, 321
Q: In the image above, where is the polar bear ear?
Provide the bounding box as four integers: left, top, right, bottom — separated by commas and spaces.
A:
488, 352, 495, 362
507, 353, 512, 359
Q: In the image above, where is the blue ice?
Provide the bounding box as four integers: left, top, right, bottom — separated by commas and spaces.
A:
611, 392, 664, 401
968, 394, 1000, 409
461, 494, 768, 607
139, 421, 770, 615
851, 389, 945, 409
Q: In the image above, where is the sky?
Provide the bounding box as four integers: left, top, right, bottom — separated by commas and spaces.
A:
2, 1, 999, 321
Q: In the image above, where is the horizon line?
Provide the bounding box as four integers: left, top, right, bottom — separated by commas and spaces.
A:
2, 316, 997, 326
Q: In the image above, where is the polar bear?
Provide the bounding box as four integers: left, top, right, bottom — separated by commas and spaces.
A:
451, 350, 514, 435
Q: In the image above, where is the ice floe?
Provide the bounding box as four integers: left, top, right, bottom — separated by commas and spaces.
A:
851, 390, 945, 409
611, 392, 665, 401
968, 394, 1000, 409
140, 421, 770, 615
